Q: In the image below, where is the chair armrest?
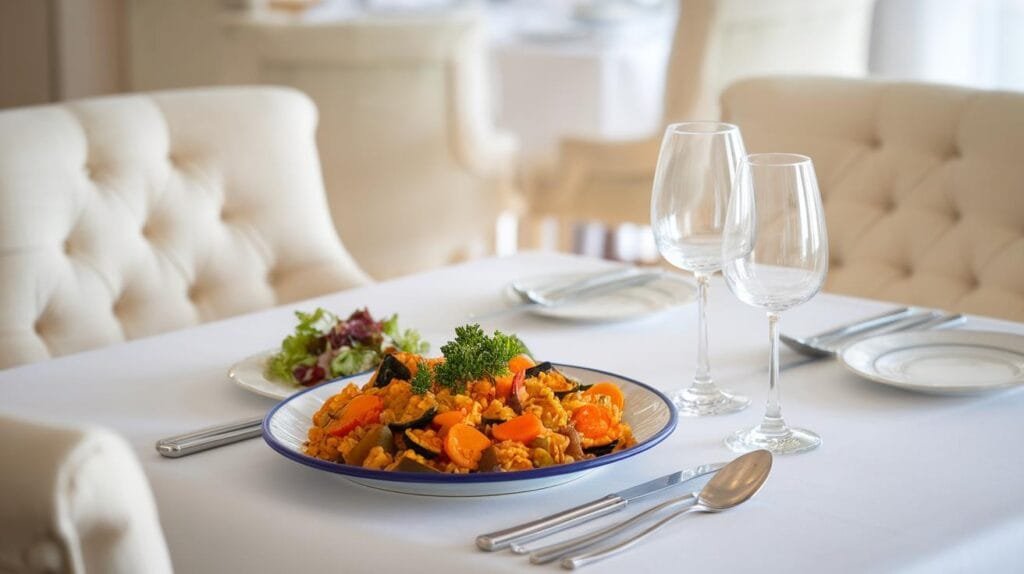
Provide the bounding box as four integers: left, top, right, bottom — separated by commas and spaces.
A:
0, 415, 172, 574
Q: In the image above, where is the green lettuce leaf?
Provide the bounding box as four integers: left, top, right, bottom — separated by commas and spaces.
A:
265, 308, 336, 383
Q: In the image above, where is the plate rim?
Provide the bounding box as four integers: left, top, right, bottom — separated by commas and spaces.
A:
838, 329, 1024, 394
262, 362, 678, 484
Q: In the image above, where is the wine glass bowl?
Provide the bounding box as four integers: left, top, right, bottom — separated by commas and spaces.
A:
651, 122, 750, 416
722, 153, 828, 454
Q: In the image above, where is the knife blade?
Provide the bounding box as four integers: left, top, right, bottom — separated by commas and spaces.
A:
475, 461, 726, 551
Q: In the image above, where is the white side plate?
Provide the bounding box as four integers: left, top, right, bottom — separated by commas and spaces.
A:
228, 351, 306, 401
839, 330, 1024, 395
505, 271, 696, 322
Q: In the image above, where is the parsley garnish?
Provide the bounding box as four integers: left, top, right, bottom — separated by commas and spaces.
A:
411, 361, 434, 394
433, 324, 531, 393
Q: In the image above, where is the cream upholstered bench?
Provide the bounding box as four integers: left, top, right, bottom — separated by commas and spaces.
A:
721, 76, 1024, 321
0, 87, 371, 369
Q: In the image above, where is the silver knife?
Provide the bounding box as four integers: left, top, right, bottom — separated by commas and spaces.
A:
475, 461, 726, 551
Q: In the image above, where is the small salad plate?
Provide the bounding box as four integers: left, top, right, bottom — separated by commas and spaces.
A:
839, 330, 1024, 395
263, 364, 677, 496
229, 351, 309, 401
504, 271, 696, 322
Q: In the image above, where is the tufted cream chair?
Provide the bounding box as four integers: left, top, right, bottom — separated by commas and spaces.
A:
532, 0, 876, 240
721, 76, 1024, 321
0, 87, 371, 369
221, 10, 518, 279
0, 414, 173, 573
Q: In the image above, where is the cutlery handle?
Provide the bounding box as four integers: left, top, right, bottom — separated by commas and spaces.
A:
811, 307, 913, 343
561, 505, 704, 569
476, 495, 626, 551
525, 492, 697, 563
542, 270, 662, 304
155, 416, 264, 458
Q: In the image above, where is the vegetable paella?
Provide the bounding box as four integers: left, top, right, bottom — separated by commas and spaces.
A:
304, 325, 636, 473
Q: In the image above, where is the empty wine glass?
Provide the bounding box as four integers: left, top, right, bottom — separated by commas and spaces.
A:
722, 153, 828, 454
651, 122, 750, 416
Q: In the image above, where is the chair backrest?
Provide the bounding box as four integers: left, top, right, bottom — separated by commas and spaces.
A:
664, 0, 876, 124
222, 11, 516, 279
0, 414, 172, 573
0, 87, 371, 369
722, 76, 1024, 321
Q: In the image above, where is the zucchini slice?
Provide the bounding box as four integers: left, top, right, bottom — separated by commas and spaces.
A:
344, 425, 395, 466
388, 398, 438, 432
583, 440, 619, 457
393, 456, 441, 473
404, 428, 443, 459
373, 354, 411, 388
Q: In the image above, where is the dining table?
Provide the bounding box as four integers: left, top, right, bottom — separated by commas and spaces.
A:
2, 251, 1023, 573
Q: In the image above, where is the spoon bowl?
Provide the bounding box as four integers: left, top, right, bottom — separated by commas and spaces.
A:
698, 448, 772, 510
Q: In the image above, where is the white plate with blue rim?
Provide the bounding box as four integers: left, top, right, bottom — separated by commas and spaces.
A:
263, 363, 677, 496
839, 330, 1024, 395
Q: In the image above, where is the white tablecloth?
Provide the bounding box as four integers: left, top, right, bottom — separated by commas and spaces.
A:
2, 252, 1023, 573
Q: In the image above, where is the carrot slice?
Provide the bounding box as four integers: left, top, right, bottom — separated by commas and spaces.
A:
492, 413, 544, 443
571, 404, 612, 439
494, 373, 514, 400
507, 354, 536, 374
328, 395, 384, 438
432, 410, 465, 436
583, 382, 625, 410
444, 423, 492, 469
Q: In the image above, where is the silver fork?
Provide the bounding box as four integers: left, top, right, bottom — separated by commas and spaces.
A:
781, 310, 966, 358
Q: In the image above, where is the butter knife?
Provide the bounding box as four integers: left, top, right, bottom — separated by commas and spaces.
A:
475, 461, 726, 551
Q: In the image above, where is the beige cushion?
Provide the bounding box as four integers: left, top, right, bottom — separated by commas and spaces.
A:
0, 87, 371, 369
222, 11, 518, 279
722, 76, 1024, 321
0, 414, 172, 574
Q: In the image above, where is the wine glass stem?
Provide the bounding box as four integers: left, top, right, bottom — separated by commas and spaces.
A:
693, 272, 712, 388
763, 311, 784, 429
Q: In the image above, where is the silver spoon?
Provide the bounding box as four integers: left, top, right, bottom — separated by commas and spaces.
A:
561, 449, 773, 570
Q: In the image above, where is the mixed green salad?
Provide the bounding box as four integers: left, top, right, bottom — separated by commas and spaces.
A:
266, 308, 428, 387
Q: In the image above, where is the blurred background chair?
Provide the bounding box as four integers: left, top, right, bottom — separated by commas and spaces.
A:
722, 76, 1024, 321
221, 10, 519, 279
0, 414, 172, 573
531, 0, 877, 252
0, 87, 371, 369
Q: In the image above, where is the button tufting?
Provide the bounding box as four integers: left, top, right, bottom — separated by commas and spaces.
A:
62, 238, 72, 255
187, 283, 202, 302
112, 293, 129, 317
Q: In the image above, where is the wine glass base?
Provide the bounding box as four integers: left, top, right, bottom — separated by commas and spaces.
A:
725, 425, 821, 455
672, 387, 749, 417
